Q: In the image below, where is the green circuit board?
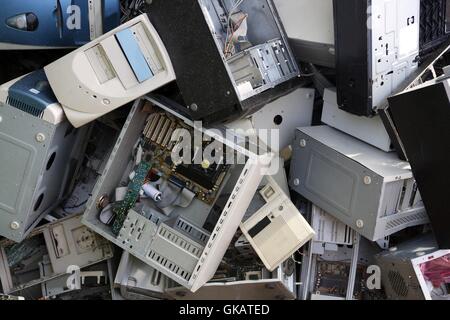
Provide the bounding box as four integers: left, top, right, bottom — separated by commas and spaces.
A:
111, 161, 152, 235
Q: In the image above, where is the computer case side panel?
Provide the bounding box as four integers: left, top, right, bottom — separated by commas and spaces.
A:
333, 0, 372, 117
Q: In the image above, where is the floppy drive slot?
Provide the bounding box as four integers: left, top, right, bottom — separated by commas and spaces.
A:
84, 22, 164, 89
115, 28, 154, 83
99, 36, 139, 89
128, 23, 163, 74
85, 44, 116, 84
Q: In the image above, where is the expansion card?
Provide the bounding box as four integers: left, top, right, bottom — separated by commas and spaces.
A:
111, 161, 152, 235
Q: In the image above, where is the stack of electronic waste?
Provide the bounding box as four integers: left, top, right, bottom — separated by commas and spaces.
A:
0, 0, 449, 301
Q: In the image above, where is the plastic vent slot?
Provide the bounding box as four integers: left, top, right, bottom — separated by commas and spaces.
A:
6, 96, 44, 118
388, 270, 409, 297
173, 218, 210, 246
142, 210, 161, 225
385, 212, 428, 230
158, 226, 202, 258
147, 250, 191, 280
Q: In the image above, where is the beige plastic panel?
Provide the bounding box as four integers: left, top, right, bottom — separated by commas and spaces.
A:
45, 14, 176, 128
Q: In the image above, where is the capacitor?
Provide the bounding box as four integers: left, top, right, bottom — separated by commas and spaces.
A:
142, 183, 162, 202
201, 159, 210, 169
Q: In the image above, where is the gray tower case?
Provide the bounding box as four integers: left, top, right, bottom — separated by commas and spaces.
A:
0, 103, 81, 242
289, 126, 429, 241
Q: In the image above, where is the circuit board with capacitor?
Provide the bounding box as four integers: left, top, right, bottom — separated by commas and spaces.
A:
142, 112, 230, 206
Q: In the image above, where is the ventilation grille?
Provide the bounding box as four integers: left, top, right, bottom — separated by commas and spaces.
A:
147, 250, 191, 281
388, 270, 409, 297
141, 209, 163, 226
174, 217, 210, 246
6, 96, 44, 118
420, 0, 448, 52
158, 226, 203, 258
385, 211, 428, 230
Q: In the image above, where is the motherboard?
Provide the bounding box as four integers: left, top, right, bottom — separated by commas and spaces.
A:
110, 110, 230, 234
141, 112, 229, 206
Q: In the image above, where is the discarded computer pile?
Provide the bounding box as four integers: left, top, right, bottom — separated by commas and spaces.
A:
0, 0, 449, 301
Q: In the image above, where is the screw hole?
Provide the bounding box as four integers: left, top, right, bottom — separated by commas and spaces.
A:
273, 115, 283, 125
